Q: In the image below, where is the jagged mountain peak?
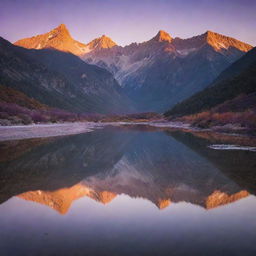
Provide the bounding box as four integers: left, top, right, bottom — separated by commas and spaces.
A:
202, 30, 252, 52
87, 34, 117, 50
205, 30, 217, 36
151, 30, 172, 43
56, 23, 68, 30
14, 24, 87, 55
50, 23, 70, 36
41, 23, 73, 42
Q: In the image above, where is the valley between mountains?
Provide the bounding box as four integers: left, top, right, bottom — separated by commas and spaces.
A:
0, 24, 255, 132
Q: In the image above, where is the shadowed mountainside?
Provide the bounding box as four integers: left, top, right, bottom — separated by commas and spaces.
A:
83, 30, 252, 112
0, 36, 131, 114
165, 47, 256, 118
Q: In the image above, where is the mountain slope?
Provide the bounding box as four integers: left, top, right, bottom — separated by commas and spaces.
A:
83, 30, 252, 112
164, 47, 256, 117
0, 37, 131, 113
0, 84, 47, 110
14, 24, 88, 55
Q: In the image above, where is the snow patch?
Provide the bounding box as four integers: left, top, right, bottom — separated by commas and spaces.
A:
208, 144, 256, 152
212, 42, 229, 51
218, 42, 228, 49
48, 34, 55, 39
177, 48, 197, 56
36, 43, 41, 49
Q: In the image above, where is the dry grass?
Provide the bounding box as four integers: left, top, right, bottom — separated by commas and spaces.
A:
177, 110, 256, 129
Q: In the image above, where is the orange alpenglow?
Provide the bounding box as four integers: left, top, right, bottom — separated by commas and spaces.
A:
151, 30, 173, 43
18, 183, 117, 215
14, 24, 117, 56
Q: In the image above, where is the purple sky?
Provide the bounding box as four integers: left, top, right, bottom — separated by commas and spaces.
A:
1, 0, 256, 46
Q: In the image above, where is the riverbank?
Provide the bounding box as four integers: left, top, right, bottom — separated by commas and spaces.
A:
171, 110, 256, 135
1, 120, 256, 142
0, 121, 185, 141
0, 122, 105, 141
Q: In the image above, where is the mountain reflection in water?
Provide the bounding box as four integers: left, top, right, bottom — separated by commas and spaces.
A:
0, 126, 256, 256
0, 127, 255, 212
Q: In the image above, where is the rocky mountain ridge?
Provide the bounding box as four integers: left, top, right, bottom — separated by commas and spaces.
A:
11, 24, 254, 112
15, 24, 118, 55
82, 29, 253, 111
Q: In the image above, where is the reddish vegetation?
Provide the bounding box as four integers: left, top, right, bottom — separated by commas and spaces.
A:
189, 130, 256, 147
189, 111, 255, 130
175, 94, 256, 131
0, 85, 47, 110
178, 110, 256, 129
0, 98, 162, 126
0, 85, 162, 126
0, 102, 102, 126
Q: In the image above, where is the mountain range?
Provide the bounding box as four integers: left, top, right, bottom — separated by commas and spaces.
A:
9, 24, 253, 114
83, 30, 252, 111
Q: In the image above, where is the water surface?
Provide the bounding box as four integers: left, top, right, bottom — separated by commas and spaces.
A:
0, 127, 256, 256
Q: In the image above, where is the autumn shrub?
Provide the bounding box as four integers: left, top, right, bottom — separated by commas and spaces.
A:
179, 109, 256, 130
30, 112, 48, 123
0, 102, 29, 116
0, 119, 12, 126
8, 116, 23, 125
0, 112, 9, 119
17, 113, 33, 125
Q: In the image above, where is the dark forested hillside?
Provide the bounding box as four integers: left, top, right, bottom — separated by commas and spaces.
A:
165, 48, 256, 117
0, 37, 131, 114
